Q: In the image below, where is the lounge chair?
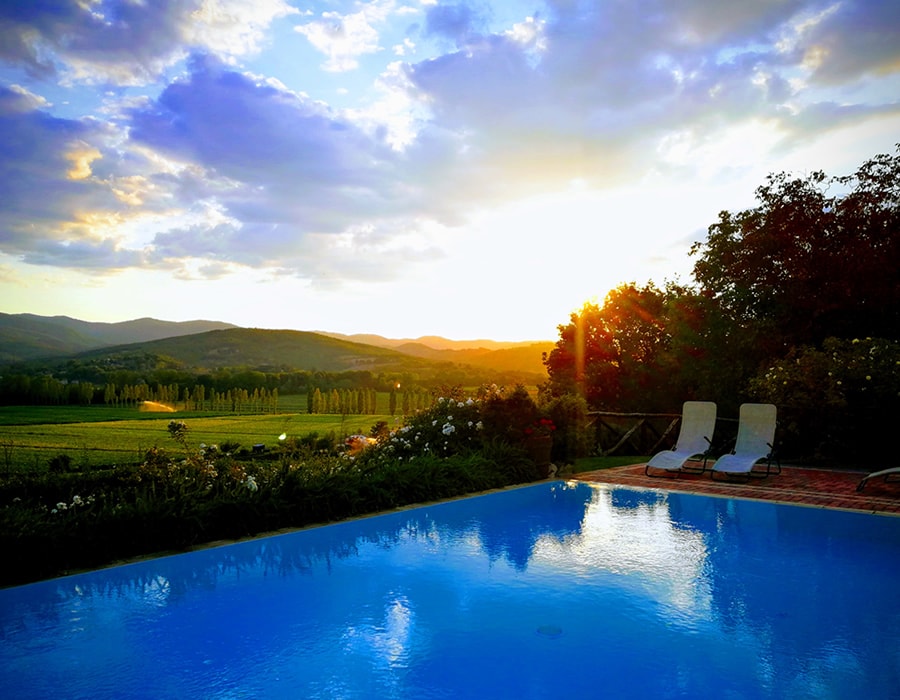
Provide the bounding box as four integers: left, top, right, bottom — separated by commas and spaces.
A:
710, 403, 779, 480
645, 401, 717, 477
856, 467, 900, 492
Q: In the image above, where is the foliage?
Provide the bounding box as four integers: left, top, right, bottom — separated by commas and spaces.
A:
540, 146, 900, 463
478, 384, 541, 444
749, 337, 900, 462
540, 393, 595, 463
543, 282, 689, 412
365, 395, 486, 464
690, 149, 900, 350
1, 326, 548, 408
0, 392, 544, 587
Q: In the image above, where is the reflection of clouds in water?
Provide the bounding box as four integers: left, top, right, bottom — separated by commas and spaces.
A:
531, 486, 711, 619
341, 595, 415, 671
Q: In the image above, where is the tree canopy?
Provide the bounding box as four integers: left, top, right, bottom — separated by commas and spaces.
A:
691, 150, 900, 349
543, 146, 900, 460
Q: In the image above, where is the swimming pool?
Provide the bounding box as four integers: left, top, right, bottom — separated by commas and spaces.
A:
2, 481, 899, 698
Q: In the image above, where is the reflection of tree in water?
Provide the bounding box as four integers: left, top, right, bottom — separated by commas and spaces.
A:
476, 484, 592, 571
2, 484, 594, 630
609, 487, 665, 511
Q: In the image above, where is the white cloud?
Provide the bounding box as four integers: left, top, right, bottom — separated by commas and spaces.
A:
295, 1, 396, 72
0, 0, 297, 86
0, 0, 898, 339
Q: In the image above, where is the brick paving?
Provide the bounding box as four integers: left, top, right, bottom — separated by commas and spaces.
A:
572, 462, 900, 515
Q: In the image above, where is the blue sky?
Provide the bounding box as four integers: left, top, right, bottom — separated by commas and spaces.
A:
0, 0, 898, 341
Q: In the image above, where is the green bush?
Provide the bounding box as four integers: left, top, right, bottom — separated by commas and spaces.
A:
541, 393, 595, 463
478, 384, 539, 444
750, 337, 900, 462
0, 388, 554, 587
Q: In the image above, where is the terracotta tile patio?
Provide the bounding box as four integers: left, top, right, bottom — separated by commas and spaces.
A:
572, 462, 900, 515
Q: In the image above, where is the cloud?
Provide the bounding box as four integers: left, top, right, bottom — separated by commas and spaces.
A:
0, 0, 897, 288
0, 82, 193, 272
295, 0, 394, 72
0, 0, 296, 85
0, 85, 115, 247
793, 0, 900, 83
402, 0, 900, 191
129, 55, 413, 226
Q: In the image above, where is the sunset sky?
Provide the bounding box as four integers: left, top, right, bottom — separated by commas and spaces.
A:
1, 1, 898, 342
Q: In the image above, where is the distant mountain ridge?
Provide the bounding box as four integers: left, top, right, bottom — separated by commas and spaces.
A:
315, 331, 546, 351
315, 332, 554, 375
0, 313, 236, 364
0, 314, 553, 378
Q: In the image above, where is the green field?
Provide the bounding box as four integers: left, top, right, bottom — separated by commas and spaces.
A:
0, 400, 398, 472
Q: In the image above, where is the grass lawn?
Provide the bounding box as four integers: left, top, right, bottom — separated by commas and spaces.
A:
0, 407, 399, 472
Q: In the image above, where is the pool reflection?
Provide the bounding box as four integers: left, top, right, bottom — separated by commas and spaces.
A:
2, 481, 899, 699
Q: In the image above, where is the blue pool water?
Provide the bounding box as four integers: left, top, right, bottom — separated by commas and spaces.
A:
2, 481, 899, 699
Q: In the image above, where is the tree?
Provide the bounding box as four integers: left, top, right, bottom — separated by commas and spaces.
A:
690, 147, 900, 350
543, 282, 685, 411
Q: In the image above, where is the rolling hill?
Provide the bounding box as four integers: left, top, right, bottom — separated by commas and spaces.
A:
0, 314, 552, 380
79, 328, 428, 373
0, 313, 235, 363
316, 332, 554, 375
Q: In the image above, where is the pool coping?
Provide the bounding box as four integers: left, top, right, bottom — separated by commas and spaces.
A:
570, 463, 900, 516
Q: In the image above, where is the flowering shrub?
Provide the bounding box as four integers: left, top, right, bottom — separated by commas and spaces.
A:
0, 398, 543, 586
525, 418, 556, 438
750, 336, 900, 460
363, 396, 484, 465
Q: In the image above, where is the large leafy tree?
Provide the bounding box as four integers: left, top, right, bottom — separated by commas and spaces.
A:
544, 147, 900, 460
690, 148, 900, 350
543, 282, 686, 411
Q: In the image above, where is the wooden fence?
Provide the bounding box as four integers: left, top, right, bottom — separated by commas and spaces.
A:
589, 411, 739, 457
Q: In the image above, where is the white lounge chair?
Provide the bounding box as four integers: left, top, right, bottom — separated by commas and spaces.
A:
856, 467, 900, 492
645, 401, 717, 477
710, 403, 779, 480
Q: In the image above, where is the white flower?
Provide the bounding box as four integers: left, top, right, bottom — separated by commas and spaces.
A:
245, 475, 258, 492
442, 423, 456, 435
72, 495, 83, 506
476, 421, 483, 430
56, 502, 67, 511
